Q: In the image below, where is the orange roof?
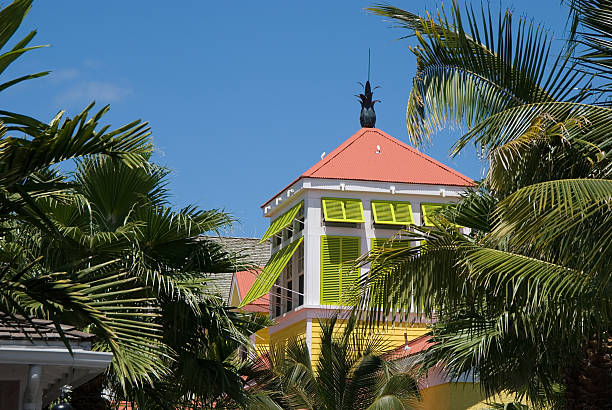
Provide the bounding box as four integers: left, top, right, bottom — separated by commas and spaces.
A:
384, 334, 434, 361
263, 128, 474, 207
234, 269, 269, 313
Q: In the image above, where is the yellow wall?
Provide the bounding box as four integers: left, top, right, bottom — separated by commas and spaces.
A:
230, 286, 240, 306
310, 319, 428, 361
419, 383, 523, 410
269, 320, 307, 348
266, 317, 525, 409
253, 326, 270, 355
420, 384, 451, 410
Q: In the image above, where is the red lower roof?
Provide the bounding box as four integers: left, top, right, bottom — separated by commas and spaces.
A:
235, 269, 269, 313
263, 128, 474, 208
384, 334, 434, 361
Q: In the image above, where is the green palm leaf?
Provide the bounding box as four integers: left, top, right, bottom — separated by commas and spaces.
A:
369, 3, 585, 145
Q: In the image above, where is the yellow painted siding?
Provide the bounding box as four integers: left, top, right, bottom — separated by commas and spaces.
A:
269, 320, 307, 348
253, 326, 270, 356
310, 319, 428, 361
420, 384, 451, 410
230, 288, 240, 306
419, 383, 525, 410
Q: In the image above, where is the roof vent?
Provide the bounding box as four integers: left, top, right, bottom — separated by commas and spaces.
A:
376, 144, 381, 154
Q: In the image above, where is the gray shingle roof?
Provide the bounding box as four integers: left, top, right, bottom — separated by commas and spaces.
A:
204, 237, 271, 301
215, 237, 270, 266
0, 312, 95, 342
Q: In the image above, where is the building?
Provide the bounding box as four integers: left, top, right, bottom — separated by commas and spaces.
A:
228, 84, 523, 408
0, 312, 112, 409
234, 123, 472, 355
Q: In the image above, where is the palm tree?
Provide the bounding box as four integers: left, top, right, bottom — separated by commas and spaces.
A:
0, 0, 266, 406
362, 1, 612, 408
245, 314, 421, 410
0, 0, 165, 388
16, 156, 269, 408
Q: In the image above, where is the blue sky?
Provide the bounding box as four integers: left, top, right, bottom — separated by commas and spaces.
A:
3, 0, 569, 237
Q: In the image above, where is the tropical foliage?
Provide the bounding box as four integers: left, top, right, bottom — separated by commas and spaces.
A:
363, 0, 612, 408
0, 0, 266, 407
245, 315, 421, 410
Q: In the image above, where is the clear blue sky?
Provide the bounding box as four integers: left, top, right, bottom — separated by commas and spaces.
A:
3, 0, 569, 237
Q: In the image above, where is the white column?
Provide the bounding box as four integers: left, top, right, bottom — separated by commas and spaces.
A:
23, 364, 42, 410
305, 318, 313, 357
304, 193, 321, 306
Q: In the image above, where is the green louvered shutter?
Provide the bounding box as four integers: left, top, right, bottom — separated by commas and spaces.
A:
339, 237, 360, 305
421, 203, 444, 226
322, 198, 365, 223
369, 238, 412, 307
372, 201, 394, 224
260, 201, 303, 243
321, 236, 342, 305
321, 236, 360, 305
372, 201, 414, 225
370, 238, 412, 266
323, 199, 345, 221
239, 237, 303, 307
393, 202, 414, 224
343, 200, 364, 222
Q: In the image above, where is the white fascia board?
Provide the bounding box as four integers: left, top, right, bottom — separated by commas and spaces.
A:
262, 181, 306, 217
262, 178, 468, 217
303, 178, 467, 197
268, 306, 433, 335
0, 347, 112, 369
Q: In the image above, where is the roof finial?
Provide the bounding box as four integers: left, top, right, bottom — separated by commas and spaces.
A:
357, 49, 380, 128
368, 48, 371, 82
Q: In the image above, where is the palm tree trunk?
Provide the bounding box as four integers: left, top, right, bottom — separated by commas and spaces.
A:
564, 337, 612, 410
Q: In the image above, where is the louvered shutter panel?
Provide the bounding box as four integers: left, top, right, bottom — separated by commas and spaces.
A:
260, 201, 303, 243
321, 236, 342, 305
372, 201, 413, 225
339, 237, 360, 305
369, 239, 412, 308
421, 203, 443, 226
322, 199, 345, 221
239, 237, 304, 307
393, 202, 414, 224
372, 201, 394, 224
343, 199, 365, 222
322, 198, 365, 222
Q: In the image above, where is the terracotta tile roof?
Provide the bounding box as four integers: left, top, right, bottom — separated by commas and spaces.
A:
234, 269, 269, 313
0, 312, 95, 342
263, 127, 474, 207
384, 334, 434, 361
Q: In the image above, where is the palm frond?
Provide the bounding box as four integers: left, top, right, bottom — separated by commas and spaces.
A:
492, 178, 612, 274
567, 0, 612, 97
0, 104, 152, 188
0, 0, 50, 92
454, 101, 612, 154
369, 2, 586, 145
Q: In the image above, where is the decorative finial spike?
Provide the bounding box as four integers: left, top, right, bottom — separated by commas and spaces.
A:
368, 48, 371, 82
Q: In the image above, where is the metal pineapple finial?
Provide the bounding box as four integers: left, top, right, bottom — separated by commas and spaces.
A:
356, 49, 380, 128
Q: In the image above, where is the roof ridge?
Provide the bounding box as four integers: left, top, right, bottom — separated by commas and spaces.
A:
373, 129, 473, 184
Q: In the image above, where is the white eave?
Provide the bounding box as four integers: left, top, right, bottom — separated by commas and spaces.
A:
262, 177, 466, 217
0, 345, 112, 368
